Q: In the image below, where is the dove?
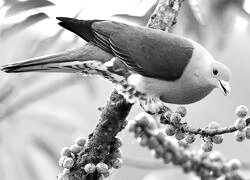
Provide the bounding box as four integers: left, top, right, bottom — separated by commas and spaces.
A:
1, 17, 231, 105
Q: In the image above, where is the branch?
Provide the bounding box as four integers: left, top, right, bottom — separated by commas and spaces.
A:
57, 1, 184, 180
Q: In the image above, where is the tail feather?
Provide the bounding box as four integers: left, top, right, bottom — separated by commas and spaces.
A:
1, 45, 113, 73
56, 17, 103, 43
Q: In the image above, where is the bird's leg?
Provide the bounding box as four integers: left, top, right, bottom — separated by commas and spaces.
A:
79, 59, 165, 114
139, 97, 165, 115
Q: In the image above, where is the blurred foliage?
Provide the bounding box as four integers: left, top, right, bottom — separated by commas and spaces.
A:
113, 0, 250, 49
0, 0, 250, 180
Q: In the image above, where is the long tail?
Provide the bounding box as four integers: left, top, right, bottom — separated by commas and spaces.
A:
1, 44, 113, 73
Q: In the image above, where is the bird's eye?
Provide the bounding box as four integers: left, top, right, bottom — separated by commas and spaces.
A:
213, 69, 218, 76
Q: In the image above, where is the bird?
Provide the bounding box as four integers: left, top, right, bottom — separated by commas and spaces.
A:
1, 17, 231, 106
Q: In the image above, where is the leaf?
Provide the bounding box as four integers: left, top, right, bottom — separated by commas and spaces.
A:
5, 0, 54, 17
1, 12, 49, 38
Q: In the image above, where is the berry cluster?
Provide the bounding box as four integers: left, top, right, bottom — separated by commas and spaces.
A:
57, 136, 123, 180
160, 105, 250, 152
234, 105, 249, 142
127, 113, 246, 179
58, 137, 87, 180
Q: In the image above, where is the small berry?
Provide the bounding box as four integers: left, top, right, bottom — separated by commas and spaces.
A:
70, 144, 82, 154
112, 148, 122, 158
114, 137, 123, 148
112, 158, 123, 169
57, 174, 69, 180
154, 146, 165, 158
163, 151, 173, 164
127, 120, 136, 132
96, 162, 109, 174
165, 124, 176, 136
122, 119, 128, 128
84, 163, 96, 173
175, 129, 185, 140
209, 151, 224, 162
147, 136, 160, 149
212, 135, 224, 144
59, 156, 68, 167
156, 131, 166, 144
234, 130, 246, 142
61, 147, 71, 157
182, 160, 192, 173
135, 112, 150, 127
75, 137, 86, 147
245, 127, 250, 139
227, 159, 241, 170
175, 106, 187, 117
201, 140, 213, 152
63, 168, 70, 175
208, 122, 220, 129
97, 174, 104, 180
235, 105, 248, 118
163, 111, 172, 122
185, 134, 196, 144
234, 118, 246, 130
63, 158, 74, 169
103, 171, 110, 178
170, 113, 182, 125
138, 136, 148, 147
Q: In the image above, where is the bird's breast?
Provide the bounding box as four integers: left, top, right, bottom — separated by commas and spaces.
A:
127, 74, 214, 104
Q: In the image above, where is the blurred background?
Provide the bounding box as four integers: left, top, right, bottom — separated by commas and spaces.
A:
0, 0, 250, 179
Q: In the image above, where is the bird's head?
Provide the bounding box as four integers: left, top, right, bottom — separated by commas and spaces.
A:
208, 61, 231, 96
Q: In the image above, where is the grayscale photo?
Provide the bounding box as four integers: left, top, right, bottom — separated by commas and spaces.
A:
0, 0, 250, 180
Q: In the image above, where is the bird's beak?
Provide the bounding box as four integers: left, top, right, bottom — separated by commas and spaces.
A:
218, 80, 230, 96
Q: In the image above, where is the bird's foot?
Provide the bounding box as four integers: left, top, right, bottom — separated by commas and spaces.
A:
139, 98, 165, 115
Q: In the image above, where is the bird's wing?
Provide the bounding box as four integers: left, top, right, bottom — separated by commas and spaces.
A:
57, 18, 194, 81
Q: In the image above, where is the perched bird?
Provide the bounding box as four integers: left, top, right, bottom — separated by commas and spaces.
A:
1, 17, 231, 105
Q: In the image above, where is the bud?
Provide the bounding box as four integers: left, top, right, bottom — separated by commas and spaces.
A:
175, 129, 185, 140
114, 137, 123, 148
112, 158, 123, 169
234, 118, 246, 130
59, 156, 67, 167
84, 163, 96, 173
112, 148, 122, 158
163, 151, 173, 164
75, 137, 86, 147
70, 144, 82, 154
61, 147, 71, 157
185, 134, 196, 144
208, 122, 219, 129
234, 130, 246, 142
227, 159, 241, 170
201, 140, 213, 152
170, 113, 182, 125
212, 135, 224, 144
63, 158, 74, 169
96, 162, 109, 174
127, 120, 136, 132
235, 105, 248, 118
175, 106, 187, 117
63, 168, 70, 175
245, 127, 250, 139
165, 124, 176, 136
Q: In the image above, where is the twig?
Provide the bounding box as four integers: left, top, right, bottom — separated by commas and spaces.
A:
67, 1, 185, 180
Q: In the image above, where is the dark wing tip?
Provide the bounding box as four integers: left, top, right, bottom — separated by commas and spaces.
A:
1, 64, 17, 73
56, 17, 71, 22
